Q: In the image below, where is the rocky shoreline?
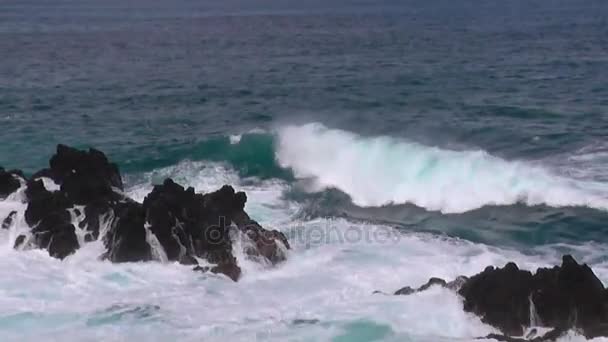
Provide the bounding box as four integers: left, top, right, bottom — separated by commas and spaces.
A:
0, 144, 289, 281
2, 145, 607, 340
386, 255, 608, 341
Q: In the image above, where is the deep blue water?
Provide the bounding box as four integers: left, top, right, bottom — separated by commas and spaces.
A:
1, 0, 608, 249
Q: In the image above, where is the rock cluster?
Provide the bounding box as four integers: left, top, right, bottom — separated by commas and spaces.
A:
390, 255, 608, 341
1, 145, 289, 281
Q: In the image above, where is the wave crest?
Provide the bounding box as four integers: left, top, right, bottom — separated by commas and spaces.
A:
275, 123, 608, 213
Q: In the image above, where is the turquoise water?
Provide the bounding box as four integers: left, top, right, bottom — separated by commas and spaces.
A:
1, 1, 608, 341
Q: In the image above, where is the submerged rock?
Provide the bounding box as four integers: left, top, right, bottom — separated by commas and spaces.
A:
3, 144, 290, 281
13, 234, 26, 249
2, 210, 17, 229
393, 276, 468, 296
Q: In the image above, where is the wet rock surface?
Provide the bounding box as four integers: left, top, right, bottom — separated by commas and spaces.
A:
1, 145, 290, 280
390, 255, 608, 340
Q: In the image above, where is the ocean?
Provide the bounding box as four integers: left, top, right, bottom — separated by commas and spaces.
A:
1, 0, 608, 341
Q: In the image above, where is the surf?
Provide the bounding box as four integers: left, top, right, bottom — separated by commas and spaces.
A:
275, 123, 608, 213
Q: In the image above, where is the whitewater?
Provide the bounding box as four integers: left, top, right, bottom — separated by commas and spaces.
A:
276, 123, 608, 213
3, 0, 608, 339
2, 125, 608, 341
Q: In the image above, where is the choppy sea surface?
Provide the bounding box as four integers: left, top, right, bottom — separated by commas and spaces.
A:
1, 0, 608, 341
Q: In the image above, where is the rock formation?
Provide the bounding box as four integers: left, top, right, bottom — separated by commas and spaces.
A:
1, 144, 290, 281
389, 255, 608, 341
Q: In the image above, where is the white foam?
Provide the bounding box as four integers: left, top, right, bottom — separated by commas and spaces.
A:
275, 123, 608, 213
2, 156, 607, 341
143, 223, 169, 263
37, 177, 60, 192
0, 183, 30, 251
230, 128, 268, 145
557, 141, 608, 183
1, 211, 605, 341
125, 160, 300, 228
229, 134, 242, 145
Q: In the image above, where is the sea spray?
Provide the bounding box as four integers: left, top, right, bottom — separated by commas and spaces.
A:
276, 123, 608, 213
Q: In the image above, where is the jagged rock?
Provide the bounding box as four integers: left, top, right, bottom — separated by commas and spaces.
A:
13, 234, 26, 249
32, 145, 124, 238
79, 201, 115, 240
235, 211, 289, 264
141, 181, 245, 278
2, 210, 17, 229
101, 180, 261, 281
0, 167, 23, 199
418, 277, 447, 291
394, 276, 468, 296
392, 256, 608, 339
531, 255, 608, 338
142, 179, 199, 262
103, 201, 151, 262
134, 179, 289, 280
45, 144, 123, 191
446, 275, 469, 291
459, 262, 534, 336
394, 286, 415, 296
24, 179, 79, 259
4, 144, 290, 282
461, 256, 608, 338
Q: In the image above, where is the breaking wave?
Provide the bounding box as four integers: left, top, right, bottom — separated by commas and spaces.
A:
275, 123, 608, 213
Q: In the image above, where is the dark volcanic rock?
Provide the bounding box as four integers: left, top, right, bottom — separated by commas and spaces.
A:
32, 145, 125, 239
32, 144, 123, 206
24, 179, 79, 259
235, 212, 289, 264
531, 255, 608, 338
103, 201, 151, 262
14, 144, 126, 259
393, 276, 468, 296
132, 179, 289, 280
0, 167, 23, 199
13, 234, 26, 249
101, 175, 289, 281
392, 256, 608, 339
4, 144, 290, 282
446, 276, 469, 291
459, 262, 534, 336
394, 286, 415, 296
79, 202, 114, 241
418, 277, 447, 292
459, 256, 608, 338
47, 144, 123, 191
142, 179, 198, 262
